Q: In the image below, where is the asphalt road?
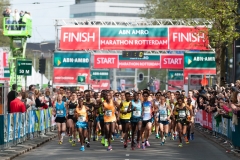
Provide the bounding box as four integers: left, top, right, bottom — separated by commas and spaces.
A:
14, 132, 238, 160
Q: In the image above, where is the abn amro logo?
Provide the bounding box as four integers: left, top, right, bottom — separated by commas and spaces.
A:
185, 56, 192, 65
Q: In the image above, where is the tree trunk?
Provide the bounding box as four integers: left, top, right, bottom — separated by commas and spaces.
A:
215, 47, 222, 85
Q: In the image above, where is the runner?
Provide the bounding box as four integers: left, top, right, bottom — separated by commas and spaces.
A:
141, 91, 154, 149
52, 94, 67, 145
84, 93, 95, 147
153, 92, 161, 139
174, 97, 190, 147
127, 92, 142, 150
66, 92, 78, 146
103, 92, 118, 151
157, 96, 172, 145
119, 92, 131, 148
74, 97, 90, 151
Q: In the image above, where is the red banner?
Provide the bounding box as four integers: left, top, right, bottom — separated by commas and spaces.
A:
202, 110, 212, 130
94, 54, 119, 68
161, 55, 184, 69
90, 80, 110, 91
169, 27, 209, 50
167, 80, 184, 90
184, 69, 216, 84
60, 26, 209, 51
53, 68, 90, 84
60, 27, 99, 50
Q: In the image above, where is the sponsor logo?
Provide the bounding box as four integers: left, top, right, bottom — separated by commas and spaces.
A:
101, 83, 109, 87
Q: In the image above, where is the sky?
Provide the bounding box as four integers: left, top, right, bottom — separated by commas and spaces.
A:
10, 0, 75, 43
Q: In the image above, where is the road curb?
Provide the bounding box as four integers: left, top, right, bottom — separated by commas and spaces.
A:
196, 128, 240, 158
1, 133, 57, 160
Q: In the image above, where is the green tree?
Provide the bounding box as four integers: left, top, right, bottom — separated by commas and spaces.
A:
144, 0, 240, 84
0, 0, 10, 46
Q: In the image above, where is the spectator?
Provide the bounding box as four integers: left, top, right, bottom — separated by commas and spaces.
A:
21, 92, 33, 111
9, 92, 26, 113
35, 90, 46, 108
12, 9, 20, 30
22, 11, 30, 30
45, 90, 52, 107
7, 84, 18, 113
18, 10, 24, 30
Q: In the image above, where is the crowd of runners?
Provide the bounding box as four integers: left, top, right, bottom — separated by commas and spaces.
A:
52, 88, 198, 151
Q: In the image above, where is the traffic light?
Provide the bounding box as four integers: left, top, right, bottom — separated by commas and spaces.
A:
39, 58, 46, 74
138, 73, 144, 81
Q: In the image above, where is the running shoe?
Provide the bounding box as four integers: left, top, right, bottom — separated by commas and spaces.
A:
142, 144, 146, 150
107, 145, 112, 151
69, 136, 73, 143
58, 141, 62, 145
111, 135, 115, 141
145, 140, 150, 147
101, 137, 105, 146
137, 142, 141, 149
155, 134, 160, 139
124, 142, 128, 148
80, 146, 85, 151
96, 136, 99, 141
178, 143, 183, 147
72, 141, 76, 147
60, 136, 64, 143
87, 142, 90, 148
120, 138, 123, 143
104, 139, 108, 147
160, 142, 164, 146
185, 137, 190, 144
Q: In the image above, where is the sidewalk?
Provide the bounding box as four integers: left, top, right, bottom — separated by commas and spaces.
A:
0, 132, 57, 160
195, 125, 240, 158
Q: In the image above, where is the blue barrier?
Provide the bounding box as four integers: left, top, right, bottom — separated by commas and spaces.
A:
0, 108, 56, 149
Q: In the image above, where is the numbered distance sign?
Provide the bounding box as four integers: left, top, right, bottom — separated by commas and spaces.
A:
16, 60, 32, 76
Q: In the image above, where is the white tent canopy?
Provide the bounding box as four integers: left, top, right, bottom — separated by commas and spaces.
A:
21, 66, 49, 88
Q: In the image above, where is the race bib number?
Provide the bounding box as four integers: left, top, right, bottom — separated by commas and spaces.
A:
159, 110, 167, 121
105, 110, 112, 117
57, 110, 64, 116
144, 107, 151, 113
88, 111, 91, 115
78, 115, 86, 122
133, 111, 141, 117
179, 110, 186, 118
69, 109, 74, 115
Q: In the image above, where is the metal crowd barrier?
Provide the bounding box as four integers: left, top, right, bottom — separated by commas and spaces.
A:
0, 108, 56, 150
195, 110, 240, 152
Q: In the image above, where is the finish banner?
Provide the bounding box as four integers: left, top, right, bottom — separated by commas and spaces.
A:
94, 54, 184, 69
60, 26, 209, 50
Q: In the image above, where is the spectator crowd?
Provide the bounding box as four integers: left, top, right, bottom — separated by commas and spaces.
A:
2, 7, 31, 30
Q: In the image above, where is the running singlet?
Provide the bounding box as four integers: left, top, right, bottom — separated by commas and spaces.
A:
142, 101, 152, 121
120, 100, 131, 119
131, 100, 142, 118
176, 106, 187, 120
56, 101, 66, 117
84, 101, 95, 120
76, 106, 88, 122
159, 103, 168, 121
68, 101, 77, 116
103, 100, 116, 123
